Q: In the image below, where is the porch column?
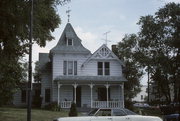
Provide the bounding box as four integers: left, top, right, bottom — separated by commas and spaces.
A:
57, 82, 62, 106
73, 83, 78, 104
89, 83, 94, 108
105, 84, 110, 108
120, 83, 124, 108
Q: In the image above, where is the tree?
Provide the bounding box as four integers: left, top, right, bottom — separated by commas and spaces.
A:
33, 61, 41, 83
137, 2, 180, 104
0, 0, 70, 105
114, 34, 143, 109
68, 103, 78, 117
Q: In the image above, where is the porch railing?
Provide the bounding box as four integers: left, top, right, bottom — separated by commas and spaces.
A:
60, 101, 72, 108
92, 101, 123, 108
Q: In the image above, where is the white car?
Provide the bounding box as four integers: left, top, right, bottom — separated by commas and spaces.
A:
53, 108, 162, 121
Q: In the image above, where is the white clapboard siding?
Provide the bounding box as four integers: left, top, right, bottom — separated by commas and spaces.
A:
52, 82, 58, 102
110, 60, 122, 76
110, 86, 121, 100
81, 60, 122, 76
13, 89, 27, 107
41, 72, 52, 105
81, 60, 97, 76
52, 54, 88, 79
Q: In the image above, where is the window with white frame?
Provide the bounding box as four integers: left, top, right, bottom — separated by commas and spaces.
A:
97, 62, 110, 75
63, 61, 77, 75
67, 38, 73, 46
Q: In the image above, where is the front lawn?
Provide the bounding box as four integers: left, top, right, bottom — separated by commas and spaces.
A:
0, 107, 68, 121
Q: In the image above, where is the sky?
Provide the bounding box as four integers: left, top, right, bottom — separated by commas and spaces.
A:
31, 0, 180, 85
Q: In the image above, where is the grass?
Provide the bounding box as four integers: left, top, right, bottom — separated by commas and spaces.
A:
0, 107, 69, 121
0, 107, 163, 121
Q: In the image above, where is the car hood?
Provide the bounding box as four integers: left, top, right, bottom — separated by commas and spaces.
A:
55, 115, 162, 121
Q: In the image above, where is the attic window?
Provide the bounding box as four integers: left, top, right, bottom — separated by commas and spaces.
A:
67, 38, 73, 46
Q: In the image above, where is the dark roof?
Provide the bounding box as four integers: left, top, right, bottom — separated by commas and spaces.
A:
54, 76, 127, 83
50, 23, 91, 54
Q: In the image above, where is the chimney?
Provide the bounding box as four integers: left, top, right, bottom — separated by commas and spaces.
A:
111, 45, 118, 54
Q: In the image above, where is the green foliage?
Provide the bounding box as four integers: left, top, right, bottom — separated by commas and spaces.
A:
116, 2, 180, 105
33, 61, 41, 83
115, 34, 143, 100
137, 2, 180, 103
44, 102, 61, 111
0, 0, 70, 106
125, 100, 134, 110
68, 103, 78, 117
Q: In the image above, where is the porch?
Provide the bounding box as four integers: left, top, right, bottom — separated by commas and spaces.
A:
60, 100, 124, 108
56, 82, 125, 109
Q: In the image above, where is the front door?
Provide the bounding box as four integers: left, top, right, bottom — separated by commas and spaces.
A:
98, 87, 107, 101
76, 86, 81, 107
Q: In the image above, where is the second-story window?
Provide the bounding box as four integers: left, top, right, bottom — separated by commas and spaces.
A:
68, 61, 73, 75
97, 62, 110, 76
63, 61, 77, 75
98, 62, 103, 75
105, 62, 110, 75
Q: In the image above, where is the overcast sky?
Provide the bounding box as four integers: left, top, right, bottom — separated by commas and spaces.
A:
31, 0, 180, 85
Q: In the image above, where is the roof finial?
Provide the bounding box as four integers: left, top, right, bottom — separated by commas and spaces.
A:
102, 31, 111, 45
66, 7, 71, 23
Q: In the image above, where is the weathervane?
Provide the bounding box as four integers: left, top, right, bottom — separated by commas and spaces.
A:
102, 31, 111, 45
66, 7, 71, 23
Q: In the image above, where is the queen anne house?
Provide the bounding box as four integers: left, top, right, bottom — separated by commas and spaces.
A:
39, 22, 127, 109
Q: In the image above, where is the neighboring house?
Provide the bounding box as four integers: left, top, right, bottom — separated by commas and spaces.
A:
132, 85, 147, 103
39, 22, 127, 109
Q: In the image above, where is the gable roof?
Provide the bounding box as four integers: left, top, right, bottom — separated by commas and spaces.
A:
50, 23, 91, 54
82, 44, 124, 67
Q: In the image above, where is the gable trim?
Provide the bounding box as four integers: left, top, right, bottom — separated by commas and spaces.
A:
81, 44, 124, 67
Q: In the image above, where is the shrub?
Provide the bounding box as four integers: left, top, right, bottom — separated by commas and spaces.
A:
125, 99, 134, 110
44, 102, 61, 111
68, 103, 78, 117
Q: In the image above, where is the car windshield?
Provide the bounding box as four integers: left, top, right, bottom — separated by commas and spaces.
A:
112, 109, 137, 116
113, 109, 127, 116
88, 108, 137, 116
95, 109, 111, 116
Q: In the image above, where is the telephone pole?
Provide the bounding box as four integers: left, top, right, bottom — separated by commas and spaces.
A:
27, 0, 33, 121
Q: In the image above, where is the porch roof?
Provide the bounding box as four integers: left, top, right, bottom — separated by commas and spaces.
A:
54, 76, 127, 83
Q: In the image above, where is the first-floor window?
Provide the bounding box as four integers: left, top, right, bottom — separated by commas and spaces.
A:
21, 90, 26, 103
45, 89, 50, 103
63, 61, 77, 75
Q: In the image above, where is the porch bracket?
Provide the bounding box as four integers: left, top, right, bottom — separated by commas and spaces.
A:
105, 83, 110, 108
73, 83, 78, 104
57, 82, 62, 106
89, 83, 94, 108
120, 83, 124, 108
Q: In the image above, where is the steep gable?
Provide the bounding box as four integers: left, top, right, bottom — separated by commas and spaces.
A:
50, 23, 91, 54
82, 44, 124, 67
